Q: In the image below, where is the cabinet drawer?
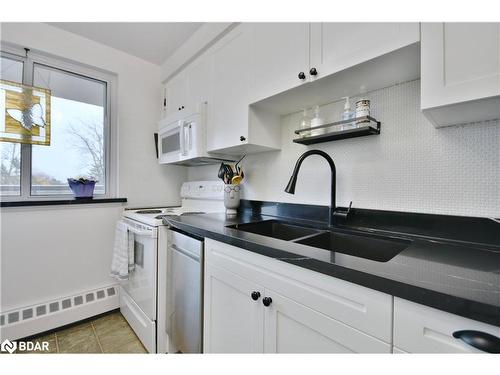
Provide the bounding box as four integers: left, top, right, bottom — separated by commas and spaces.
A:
394, 298, 500, 353
205, 239, 392, 342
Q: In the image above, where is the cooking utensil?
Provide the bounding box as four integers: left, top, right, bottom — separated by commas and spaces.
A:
231, 174, 243, 185
235, 155, 246, 171
218, 163, 226, 182
223, 164, 234, 181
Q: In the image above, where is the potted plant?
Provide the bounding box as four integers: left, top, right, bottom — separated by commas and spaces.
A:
67, 177, 97, 199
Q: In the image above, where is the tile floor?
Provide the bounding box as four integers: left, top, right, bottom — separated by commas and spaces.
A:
16, 311, 147, 354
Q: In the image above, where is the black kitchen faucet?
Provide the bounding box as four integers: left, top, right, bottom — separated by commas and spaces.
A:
284, 150, 338, 227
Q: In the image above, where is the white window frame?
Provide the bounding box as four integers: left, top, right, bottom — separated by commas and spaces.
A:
1, 45, 118, 201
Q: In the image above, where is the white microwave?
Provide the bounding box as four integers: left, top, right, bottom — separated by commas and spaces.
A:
158, 105, 235, 166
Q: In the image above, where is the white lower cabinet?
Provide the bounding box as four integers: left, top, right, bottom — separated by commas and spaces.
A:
394, 298, 500, 353
203, 239, 500, 353
203, 239, 392, 353
263, 289, 390, 353
203, 263, 264, 353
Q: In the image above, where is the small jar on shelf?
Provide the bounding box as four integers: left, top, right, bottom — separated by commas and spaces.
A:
355, 98, 371, 126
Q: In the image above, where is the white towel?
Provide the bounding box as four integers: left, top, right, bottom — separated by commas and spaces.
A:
110, 221, 135, 280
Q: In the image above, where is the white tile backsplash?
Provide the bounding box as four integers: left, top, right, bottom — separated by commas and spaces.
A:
190, 80, 500, 217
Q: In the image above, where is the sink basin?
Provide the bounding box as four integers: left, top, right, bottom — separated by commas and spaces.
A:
295, 231, 412, 262
228, 220, 322, 241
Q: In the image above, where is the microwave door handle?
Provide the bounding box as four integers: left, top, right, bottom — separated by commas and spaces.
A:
188, 123, 192, 152
183, 122, 189, 156
179, 120, 186, 156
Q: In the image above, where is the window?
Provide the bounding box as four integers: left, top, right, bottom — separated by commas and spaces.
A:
31, 64, 107, 195
0, 55, 23, 196
0, 49, 115, 200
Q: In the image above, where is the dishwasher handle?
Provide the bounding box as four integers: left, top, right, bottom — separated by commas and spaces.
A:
170, 243, 200, 261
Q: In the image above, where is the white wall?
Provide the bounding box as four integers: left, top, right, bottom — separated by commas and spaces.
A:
189, 80, 500, 218
0, 23, 187, 314
0, 204, 123, 311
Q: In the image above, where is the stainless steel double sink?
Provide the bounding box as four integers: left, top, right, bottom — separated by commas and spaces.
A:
227, 220, 412, 262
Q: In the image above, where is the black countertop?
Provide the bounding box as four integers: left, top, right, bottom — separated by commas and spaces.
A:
163, 206, 500, 327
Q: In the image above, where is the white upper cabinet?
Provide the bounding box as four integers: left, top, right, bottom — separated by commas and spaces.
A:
162, 23, 422, 154
164, 54, 212, 117
207, 24, 254, 152
309, 23, 420, 81
421, 23, 500, 127
185, 54, 212, 112
251, 23, 310, 102
207, 24, 281, 155
164, 72, 187, 116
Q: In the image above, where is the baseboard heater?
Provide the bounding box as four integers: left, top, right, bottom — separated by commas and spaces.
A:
0, 284, 119, 341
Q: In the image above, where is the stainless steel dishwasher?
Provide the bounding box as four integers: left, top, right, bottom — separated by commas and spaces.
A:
166, 228, 204, 353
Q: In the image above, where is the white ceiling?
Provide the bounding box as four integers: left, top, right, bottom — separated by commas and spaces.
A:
48, 22, 203, 65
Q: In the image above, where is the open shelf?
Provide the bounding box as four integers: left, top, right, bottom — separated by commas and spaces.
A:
293, 116, 381, 145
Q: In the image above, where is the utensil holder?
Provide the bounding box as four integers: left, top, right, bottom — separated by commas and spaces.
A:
224, 184, 241, 215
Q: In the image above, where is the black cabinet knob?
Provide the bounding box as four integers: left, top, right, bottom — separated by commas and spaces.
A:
309, 67, 318, 76
453, 330, 500, 353
240, 136, 246, 142
298, 71, 306, 80
178, 107, 181, 111
181, 106, 185, 109
251, 291, 261, 301
262, 297, 272, 307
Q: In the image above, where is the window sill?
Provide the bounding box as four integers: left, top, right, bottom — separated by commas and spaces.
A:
0, 197, 127, 208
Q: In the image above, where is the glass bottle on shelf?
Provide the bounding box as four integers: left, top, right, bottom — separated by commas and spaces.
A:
310, 105, 325, 136
298, 109, 311, 138
341, 96, 356, 130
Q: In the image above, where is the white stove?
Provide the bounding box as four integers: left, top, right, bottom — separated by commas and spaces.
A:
123, 180, 225, 226
118, 181, 224, 353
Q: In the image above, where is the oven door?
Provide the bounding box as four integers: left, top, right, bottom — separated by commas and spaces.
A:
158, 120, 183, 164
120, 219, 157, 321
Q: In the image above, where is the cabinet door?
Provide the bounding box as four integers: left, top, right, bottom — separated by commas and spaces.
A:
263, 289, 391, 353
203, 263, 264, 353
207, 24, 253, 152
205, 238, 393, 343
165, 73, 187, 116
394, 298, 500, 353
421, 23, 500, 117
310, 22, 419, 81
185, 54, 212, 112
252, 23, 310, 102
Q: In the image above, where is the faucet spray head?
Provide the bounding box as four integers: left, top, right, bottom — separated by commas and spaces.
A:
284, 175, 297, 194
